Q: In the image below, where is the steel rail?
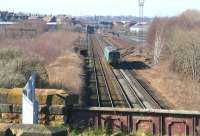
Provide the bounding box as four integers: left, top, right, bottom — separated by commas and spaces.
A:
128, 70, 162, 109
95, 35, 132, 108
91, 35, 114, 107
103, 35, 162, 109
89, 35, 101, 107
96, 52, 114, 107
110, 68, 133, 108
119, 70, 146, 108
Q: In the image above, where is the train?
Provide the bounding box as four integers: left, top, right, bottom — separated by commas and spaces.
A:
87, 25, 95, 34
103, 46, 120, 65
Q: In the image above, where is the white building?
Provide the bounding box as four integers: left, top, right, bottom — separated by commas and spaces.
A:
129, 22, 149, 33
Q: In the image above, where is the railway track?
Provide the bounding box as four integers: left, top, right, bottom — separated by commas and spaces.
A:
95, 35, 145, 108
89, 36, 101, 107
96, 34, 162, 109
111, 68, 143, 108
120, 69, 161, 109
93, 35, 129, 108
89, 35, 115, 107
128, 69, 163, 108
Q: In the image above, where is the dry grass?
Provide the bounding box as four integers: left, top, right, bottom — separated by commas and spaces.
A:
144, 10, 200, 110
0, 48, 48, 88
147, 10, 200, 80
0, 31, 82, 63
136, 61, 200, 111
0, 30, 84, 93
47, 51, 84, 94
0, 20, 47, 39
105, 36, 132, 48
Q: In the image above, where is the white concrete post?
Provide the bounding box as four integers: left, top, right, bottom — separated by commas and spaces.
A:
22, 72, 38, 124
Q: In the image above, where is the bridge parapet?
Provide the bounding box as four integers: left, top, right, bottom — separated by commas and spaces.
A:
70, 107, 200, 135
0, 72, 78, 124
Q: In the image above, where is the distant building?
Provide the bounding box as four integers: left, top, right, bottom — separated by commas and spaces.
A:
28, 16, 40, 20
99, 21, 113, 29
0, 11, 28, 22
46, 22, 57, 31
129, 22, 149, 33
56, 15, 67, 24
42, 15, 52, 22
46, 16, 58, 31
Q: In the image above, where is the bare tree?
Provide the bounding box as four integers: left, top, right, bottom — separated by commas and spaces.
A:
147, 10, 200, 81
153, 26, 164, 64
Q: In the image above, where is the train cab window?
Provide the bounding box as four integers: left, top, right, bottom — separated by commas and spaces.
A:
112, 52, 120, 58
109, 52, 120, 60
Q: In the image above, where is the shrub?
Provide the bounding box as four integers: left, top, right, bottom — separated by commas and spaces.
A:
147, 10, 200, 81
0, 20, 47, 39
0, 31, 83, 91
69, 128, 127, 136
0, 48, 48, 88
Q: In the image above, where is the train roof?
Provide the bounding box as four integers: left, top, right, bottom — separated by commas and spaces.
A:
104, 45, 118, 52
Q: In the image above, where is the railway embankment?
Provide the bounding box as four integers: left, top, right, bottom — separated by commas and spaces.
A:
136, 61, 200, 111
143, 10, 200, 111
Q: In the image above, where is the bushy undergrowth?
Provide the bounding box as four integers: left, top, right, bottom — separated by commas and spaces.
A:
147, 10, 200, 81
0, 18, 83, 91
0, 31, 81, 64
69, 128, 153, 136
0, 48, 48, 88
69, 128, 127, 136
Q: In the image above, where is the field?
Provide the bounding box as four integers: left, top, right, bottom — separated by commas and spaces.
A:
0, 22, 84, 94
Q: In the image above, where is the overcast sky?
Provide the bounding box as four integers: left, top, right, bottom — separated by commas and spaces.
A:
1, 0, 200, 17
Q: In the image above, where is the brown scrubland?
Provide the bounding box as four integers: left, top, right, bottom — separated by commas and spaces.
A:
138, 10, 200, 110
47, 51, 84, 94
147, 10, 200, 81
0, 21, 84, 94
